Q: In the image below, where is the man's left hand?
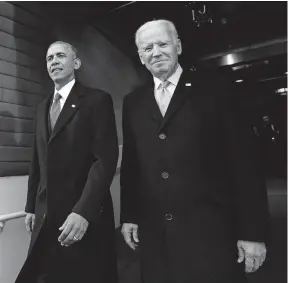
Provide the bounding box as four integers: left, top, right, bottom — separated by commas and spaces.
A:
237, 240, 267, 273
58, 212, 89, 247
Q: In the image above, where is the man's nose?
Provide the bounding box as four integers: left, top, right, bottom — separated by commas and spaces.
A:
51, 57, 60, 65
152, 45, 162, 56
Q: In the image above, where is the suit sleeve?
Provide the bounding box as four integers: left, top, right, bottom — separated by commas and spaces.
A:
72, 93, 119, 223
120, 96, 140, 224
224, 97, 270, 244
25, 107, 40, 213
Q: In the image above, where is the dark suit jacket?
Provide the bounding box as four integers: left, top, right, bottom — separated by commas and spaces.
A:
16, 83, 119, 283
120, 71, 270, 283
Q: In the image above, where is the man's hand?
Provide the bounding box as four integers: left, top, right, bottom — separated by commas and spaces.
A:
121, 223, 139, 250
58, 212, 89, 247
25, 213, 35, 235
237, 240, 267, 273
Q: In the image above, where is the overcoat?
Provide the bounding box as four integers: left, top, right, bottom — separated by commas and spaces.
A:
16, 83, 119, 283
120, 71, 270, 283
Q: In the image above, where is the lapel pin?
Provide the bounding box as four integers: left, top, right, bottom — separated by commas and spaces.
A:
71, 104, 76, 108
185, 83, 192, 87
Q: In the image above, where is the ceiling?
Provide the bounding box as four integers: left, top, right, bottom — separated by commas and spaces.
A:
43, 1, 287, 58
42, 2, 287, 91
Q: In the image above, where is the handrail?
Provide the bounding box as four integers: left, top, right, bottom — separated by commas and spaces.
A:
0, 211, 26, 222
0, 211, 27, 233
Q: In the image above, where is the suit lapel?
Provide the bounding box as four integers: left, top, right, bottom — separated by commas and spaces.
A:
159, 72, 191, 131
38, 94, 52, 145
48, 83, 81, 144
142, 84, 163, 125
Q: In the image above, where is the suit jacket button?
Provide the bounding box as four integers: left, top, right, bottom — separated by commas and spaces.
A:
42, 213, 46, 219
159, 133, 166, 140
165, 213, 173, 221
161, 172, 169, 179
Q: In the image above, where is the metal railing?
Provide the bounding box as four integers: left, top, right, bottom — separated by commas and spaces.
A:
0, 211, 26, 222
0, 211, 26, 233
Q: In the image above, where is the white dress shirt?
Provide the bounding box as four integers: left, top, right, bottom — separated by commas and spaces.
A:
153, 64, 183, 115
53, 79, 75, 111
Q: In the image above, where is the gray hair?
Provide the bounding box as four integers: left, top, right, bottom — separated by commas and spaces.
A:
47, 41, 78, 58
135, 19, 179, 48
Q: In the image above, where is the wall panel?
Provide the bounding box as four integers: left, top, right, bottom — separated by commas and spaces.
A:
0, 132, 33, 147
0, 74, 45, 96
0, 46, 44, 69
0, 2, 50, 176
0, 60, 44, 83
0, 162, 29, 176
0, 102, 35, 120
0, 31, 45, 58
0, 2, 47, 32
0, 146, 32, 162
0, 15, 47, 46
0, 87, 43, 107
0, 116, 34, 133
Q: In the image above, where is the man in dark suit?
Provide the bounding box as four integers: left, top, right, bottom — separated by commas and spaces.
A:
120, 20, 270, 283
16, 41, 119, 283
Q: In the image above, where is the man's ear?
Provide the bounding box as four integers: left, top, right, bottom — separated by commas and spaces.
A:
138, 51, 145, 65
74, 58, 81, 70
177, 39, 182, 55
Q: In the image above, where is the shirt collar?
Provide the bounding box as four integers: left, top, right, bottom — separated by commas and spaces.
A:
54, 79, 75, 100
153, 64, 183, 90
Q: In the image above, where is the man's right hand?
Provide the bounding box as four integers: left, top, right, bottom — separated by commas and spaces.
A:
25, 213, 35, 235
121, 223, 139, 250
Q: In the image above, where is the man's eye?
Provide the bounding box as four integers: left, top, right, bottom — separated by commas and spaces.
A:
159, 43, 168, 47
144, 47, 152, 52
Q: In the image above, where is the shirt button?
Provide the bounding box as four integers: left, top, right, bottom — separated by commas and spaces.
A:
161, 172, 169, 179
165, 213, 173, 221
159, 133, 166, 140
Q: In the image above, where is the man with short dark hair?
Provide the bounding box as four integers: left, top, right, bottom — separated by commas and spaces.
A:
16, 41, 119, 283
120, 19, 270, 283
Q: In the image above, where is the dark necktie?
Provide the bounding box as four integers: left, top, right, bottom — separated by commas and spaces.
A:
49, 92, 62, 130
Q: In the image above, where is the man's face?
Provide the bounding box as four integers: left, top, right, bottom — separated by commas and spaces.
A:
46, 43, 79, 84
137, 23, 182, 79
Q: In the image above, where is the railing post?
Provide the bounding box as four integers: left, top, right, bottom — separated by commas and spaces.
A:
0, 221, 5, 233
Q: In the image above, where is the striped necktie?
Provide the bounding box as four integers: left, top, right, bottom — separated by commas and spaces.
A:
49, 92, 62, 130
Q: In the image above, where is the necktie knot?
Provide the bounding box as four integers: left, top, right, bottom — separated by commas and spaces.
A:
159, 80, 170, 90
54, 92, 62, 102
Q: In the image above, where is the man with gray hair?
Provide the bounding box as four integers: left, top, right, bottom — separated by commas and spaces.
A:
120, 19, 269, 283
16, 41, 119, 283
